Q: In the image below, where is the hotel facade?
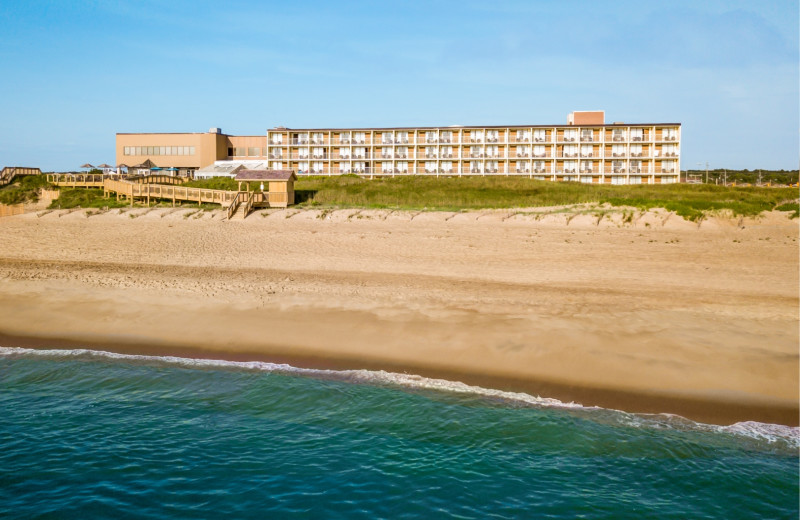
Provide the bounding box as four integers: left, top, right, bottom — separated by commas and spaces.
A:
117, 111, 681, 184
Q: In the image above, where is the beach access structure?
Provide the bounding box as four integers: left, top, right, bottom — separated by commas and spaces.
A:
46, 171, 295, 219
1, 167, 42, 187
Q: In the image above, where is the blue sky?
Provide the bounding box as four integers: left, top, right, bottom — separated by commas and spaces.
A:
0, 0, 797, 171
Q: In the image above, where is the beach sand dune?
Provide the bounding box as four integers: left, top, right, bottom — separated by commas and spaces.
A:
0, 208, 797, 425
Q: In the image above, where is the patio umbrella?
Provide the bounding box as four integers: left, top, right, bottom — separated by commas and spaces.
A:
97, 163, 113, 169
81, 163, 94, 169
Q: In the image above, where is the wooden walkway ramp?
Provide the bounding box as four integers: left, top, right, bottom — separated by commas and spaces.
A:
46, 174, 289, 219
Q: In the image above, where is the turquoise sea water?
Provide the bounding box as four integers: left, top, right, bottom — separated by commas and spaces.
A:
0, 347, 797, 519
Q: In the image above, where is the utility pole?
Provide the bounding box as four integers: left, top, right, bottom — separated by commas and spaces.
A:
757, 169, 762, 186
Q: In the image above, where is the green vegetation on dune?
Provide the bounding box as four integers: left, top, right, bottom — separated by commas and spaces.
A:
292, 176, 798, 220
49, 189, 129, 209
183, 177, 238, 191
0, 175, 53, 205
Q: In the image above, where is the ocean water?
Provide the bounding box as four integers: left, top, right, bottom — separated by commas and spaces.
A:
0, 347, 797, 519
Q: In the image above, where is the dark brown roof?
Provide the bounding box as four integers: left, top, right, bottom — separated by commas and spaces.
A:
235, 169, 296, 181
131, 159, 157, 168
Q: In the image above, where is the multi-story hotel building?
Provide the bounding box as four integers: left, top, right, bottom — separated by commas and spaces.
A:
116, 111, 681, 184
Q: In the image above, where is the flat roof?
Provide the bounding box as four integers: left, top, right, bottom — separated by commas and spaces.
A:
268, 123, 681, 131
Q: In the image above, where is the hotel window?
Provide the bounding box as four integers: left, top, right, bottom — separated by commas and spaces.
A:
662, 176, 676, 184
353, 132, 365, 144
339, 147, 350, 159
353, 161, 365, 173
294, 133, 309, 145
612, 160, 625, 173
486, 130, 499, 143
298, 162, 309, 173
564, 129, 577, 142
662, 160, 676, 173
533, 145, 546, 157
271, 133, 283, 145
563, 145, 577, 158
311, 132, 324, 144
382, 132, 394, 144
611, 176, 626, 185
485, 145, 497, 158
662, 144, 677, 157
340, 132, 351, 144
517, 129, 532, 142
630, 128, 643, 141
612, 144, 625, 157
424, 161, 436, 173
581, 129, 593, 141
424, 131, 437, 144
396, 131, 408, 144
534, 161, 545, 172
533, 129, 546, 142
580, 176, 593, 183
629, 176, 642, 184
471, 131, 483, 143
471, 161, 483, 173
563, 161, 577, 173
248, 147, 260, 157
441, 161, 453, 173
486, 160, 498, 172
580, 145, 593, 157
612, 128, 626, 141
395, 146, 407, 159
662, 128, 678, 140
630, 144, 642, 157
382, 162, 393, 173
339, 163, 349, 174
272, 161, 283, 170
397, 162, 408, 173
354, 147, 365, 159
234, 148, 246, 156
440, 131, 452, 143
517, 145, 530, 157
630, 160, 642, 173
312, 161, 324, 173
312, 147, 324, 159
425, 147, 437, 158
581, 161, 593, 173
299, 148, 309, 158
440, 146, 452, 158
380, 148, 392, 159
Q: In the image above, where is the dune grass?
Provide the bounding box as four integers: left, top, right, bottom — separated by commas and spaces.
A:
291, 176, 797, 221
49, 189, 129, 210
0, 175, 54, 205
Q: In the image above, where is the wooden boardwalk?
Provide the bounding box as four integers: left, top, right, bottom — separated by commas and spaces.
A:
45, 174, 290, 218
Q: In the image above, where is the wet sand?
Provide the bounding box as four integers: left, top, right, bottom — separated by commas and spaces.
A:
0, 206, 797, 425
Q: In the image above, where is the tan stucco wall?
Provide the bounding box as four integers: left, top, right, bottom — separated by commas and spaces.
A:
116, 133, 228, 169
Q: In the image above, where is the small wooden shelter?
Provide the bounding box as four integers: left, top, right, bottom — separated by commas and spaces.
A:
235, 169, 296, 208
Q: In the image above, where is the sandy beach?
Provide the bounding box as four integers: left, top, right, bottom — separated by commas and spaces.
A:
0, 205, 797, 425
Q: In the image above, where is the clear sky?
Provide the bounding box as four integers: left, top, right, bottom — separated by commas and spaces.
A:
1, 0, 797, 171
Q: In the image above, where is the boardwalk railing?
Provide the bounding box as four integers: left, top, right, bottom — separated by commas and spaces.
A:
226, 192, 242, 219
125, 174, 190, 186
48, 174, 105, 187
241, 191, 255, 218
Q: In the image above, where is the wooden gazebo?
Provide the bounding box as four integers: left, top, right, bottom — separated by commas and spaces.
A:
235, 169, 296, 208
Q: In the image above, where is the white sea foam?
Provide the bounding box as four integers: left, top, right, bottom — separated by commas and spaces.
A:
2, 345, 798, 447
